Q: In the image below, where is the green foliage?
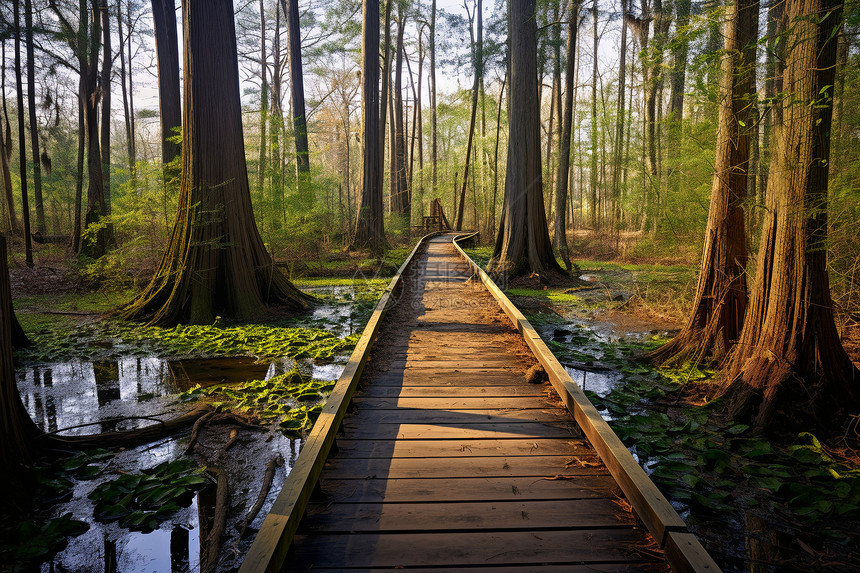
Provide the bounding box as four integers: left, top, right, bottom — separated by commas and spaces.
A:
17, 319, 359, 364
0, 513, 90, 563
89, 459, 207, 533
180, 367, 333, 437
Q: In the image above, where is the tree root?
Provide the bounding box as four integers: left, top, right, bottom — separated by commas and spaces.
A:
36, 406, 214, 451
200, 469, 229, 573
235, 454, 284, 540
215, 428, 240, 462
185, 412, 217, 454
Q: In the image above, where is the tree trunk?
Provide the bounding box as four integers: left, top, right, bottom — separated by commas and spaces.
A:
14, 0, 34, 267
554, 0, 580, 270
258, 0, 268, 204
391, 7, 409, 219
722, 0, 858, 432
589, 0, 598, 230
491, 73, 506, 238
118, 0, 136, 182
0, 234, 41, 503
81, 0, 107, 259
283, 0, 311, 182
489, 0, 564, 279
379, 0, 392, 207
666, 0, 689, 197
353, 0, 386, 250
430, 0, 438, 204
0, 41, 18, 236
270, 3, 284, 231
151, 0, 181, 165
611, 0, 628, 235
121, 0, 311, 326
99, 0, 112, 224
73, 0, 87, 254
760, 0, 785, 202
651, 0, 756, 366
25, 0, 45, 235
456, 0, 482, 231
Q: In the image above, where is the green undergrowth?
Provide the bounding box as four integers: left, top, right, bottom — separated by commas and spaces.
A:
16, 320, 360, 364
566, 335, 860, 530
180, 367, 333, 437
88, 458, 207, 533
0, 513, 89, 564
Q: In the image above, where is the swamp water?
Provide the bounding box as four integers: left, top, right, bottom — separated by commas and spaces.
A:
11, 286, 367, 572
16, 355, 329, 573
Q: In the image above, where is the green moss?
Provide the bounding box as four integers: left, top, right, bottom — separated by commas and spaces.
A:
16, 320, 359, 364
180, 367, 333, 437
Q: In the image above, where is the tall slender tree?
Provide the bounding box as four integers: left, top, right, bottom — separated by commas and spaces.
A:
25, 0, 46, 235
99, 0, 112, 223
14, 0, 34, 266
456, 0, 483, 230
122, 0, 311, 325
651, 0, 756, 365
282, 0, 311, 186
489, 0, 564, 278
722, 0, 858, 430
151, 0, 181, 165
0, 41, 19, 236
554, 0, 581, 270
390, 5, 409, 219
353, 0, 386, 250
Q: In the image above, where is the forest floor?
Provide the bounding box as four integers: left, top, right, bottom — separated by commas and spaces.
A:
4, 240, 860, 572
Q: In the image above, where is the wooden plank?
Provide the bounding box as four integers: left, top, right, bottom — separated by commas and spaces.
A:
352, 396, 557, 409
387, 359, 523, 369
286, 529, 664, 568
303, 566, 669, 573
343, 422, 577, 440
302, 499, 635, 533
331, 438, 591, 458
452, 236, 708, 566
239, 233, 442, 573
663, 532, 722, 573
366, 373, 526, 386
316, 476, 621, 503
360, 385, 545, 397
342, 408, 564, 425
322, 455, 606, 480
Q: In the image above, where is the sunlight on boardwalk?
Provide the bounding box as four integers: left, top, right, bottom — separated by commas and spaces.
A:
284, 235, 669, 571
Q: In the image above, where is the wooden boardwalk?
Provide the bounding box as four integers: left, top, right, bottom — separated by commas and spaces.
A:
282, 235, 672, 571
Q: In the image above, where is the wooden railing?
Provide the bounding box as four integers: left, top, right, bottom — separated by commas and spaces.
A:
452, 233, 721, 573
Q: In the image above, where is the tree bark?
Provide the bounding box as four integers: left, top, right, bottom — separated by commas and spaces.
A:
0, 41, 18, 236
651, 0, 756, 366
666, 0, 690, 198
353, 0, 386, 250
14, 0, 34, 267
456, 0, 482, 231
722, 0, 858, 431
430, 0, 438, 203
118, 0, 136, 181
589, 0, 598, 230
554, 0, 580, 270
258, 0, 268, 207
121, 0, 311, 325
282, 0, 311, 182
99, 0, 112, 223
25, 0, 45, 235
151, 0, 182, 165
611, 0, 628, 235
0, 234, 40, 503
391, 7, 409, 219
489, 0, 564, 279
81, 0, 107, 259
